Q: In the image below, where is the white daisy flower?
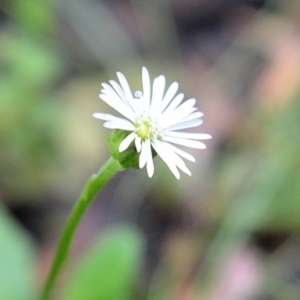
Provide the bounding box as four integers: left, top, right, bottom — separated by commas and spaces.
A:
93, 67, 211, 179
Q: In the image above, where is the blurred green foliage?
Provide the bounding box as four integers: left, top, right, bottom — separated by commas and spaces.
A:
7, 0, 54, 36
0, 203, 36, 300
0, 202, 144, 300
261, 95, 300, 229
214, 92, 300, 232
0, 31, 64, 199
63, 226, 144, 300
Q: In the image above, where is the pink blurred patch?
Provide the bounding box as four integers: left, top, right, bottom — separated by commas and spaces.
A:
209, 246, 263, 300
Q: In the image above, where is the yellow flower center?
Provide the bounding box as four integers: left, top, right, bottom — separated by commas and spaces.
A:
135, 115, 161, 141
136, 119, 150, 140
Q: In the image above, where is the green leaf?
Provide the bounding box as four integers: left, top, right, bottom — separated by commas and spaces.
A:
63, 225, 144, 300
0, 204, 36, 300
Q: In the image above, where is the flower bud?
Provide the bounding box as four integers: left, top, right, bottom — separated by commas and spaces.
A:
108, 130, 140, 169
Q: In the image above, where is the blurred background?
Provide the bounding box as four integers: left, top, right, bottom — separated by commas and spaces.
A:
1, 0, 300, 299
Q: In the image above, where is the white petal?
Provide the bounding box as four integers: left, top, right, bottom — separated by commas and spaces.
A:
139, 140, 154, 178
180, 111, 204, 122
142, 67, 151, 109
135, 136, 142, 152
102, 82, 123, 99
160, 142, 196, 162
94, 113, 135, 130
119, 132, 136, 152
147, 161, 154, 178
151, 75, 165, 113
93, 113, 131, 124
162, 107, 197, 127
160, 81, 179, 112
170, 98, 196, 115
102, 82, 135, 111
162, 93, 184, 114
152, 141, 180, 179
117, 71, 135, 105
162, 136, 207, 149
109, 80, 137, 112
100, 94, 135, 121
154, 140, 191, 176
162, 99, 197, 126
164, 131, 212, 140
173, 155, 191, 176
103, 121, 135, 131
108, 80, 124, 98
93, 112, 112, 120
167, 119, 203, 131
145, 140, 154, 178
139, 141, 148, 169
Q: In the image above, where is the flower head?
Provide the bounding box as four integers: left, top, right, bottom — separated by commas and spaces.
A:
93, 67, 211, 179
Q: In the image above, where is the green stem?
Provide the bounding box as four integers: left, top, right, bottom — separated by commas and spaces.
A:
40, 157, 123, 300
